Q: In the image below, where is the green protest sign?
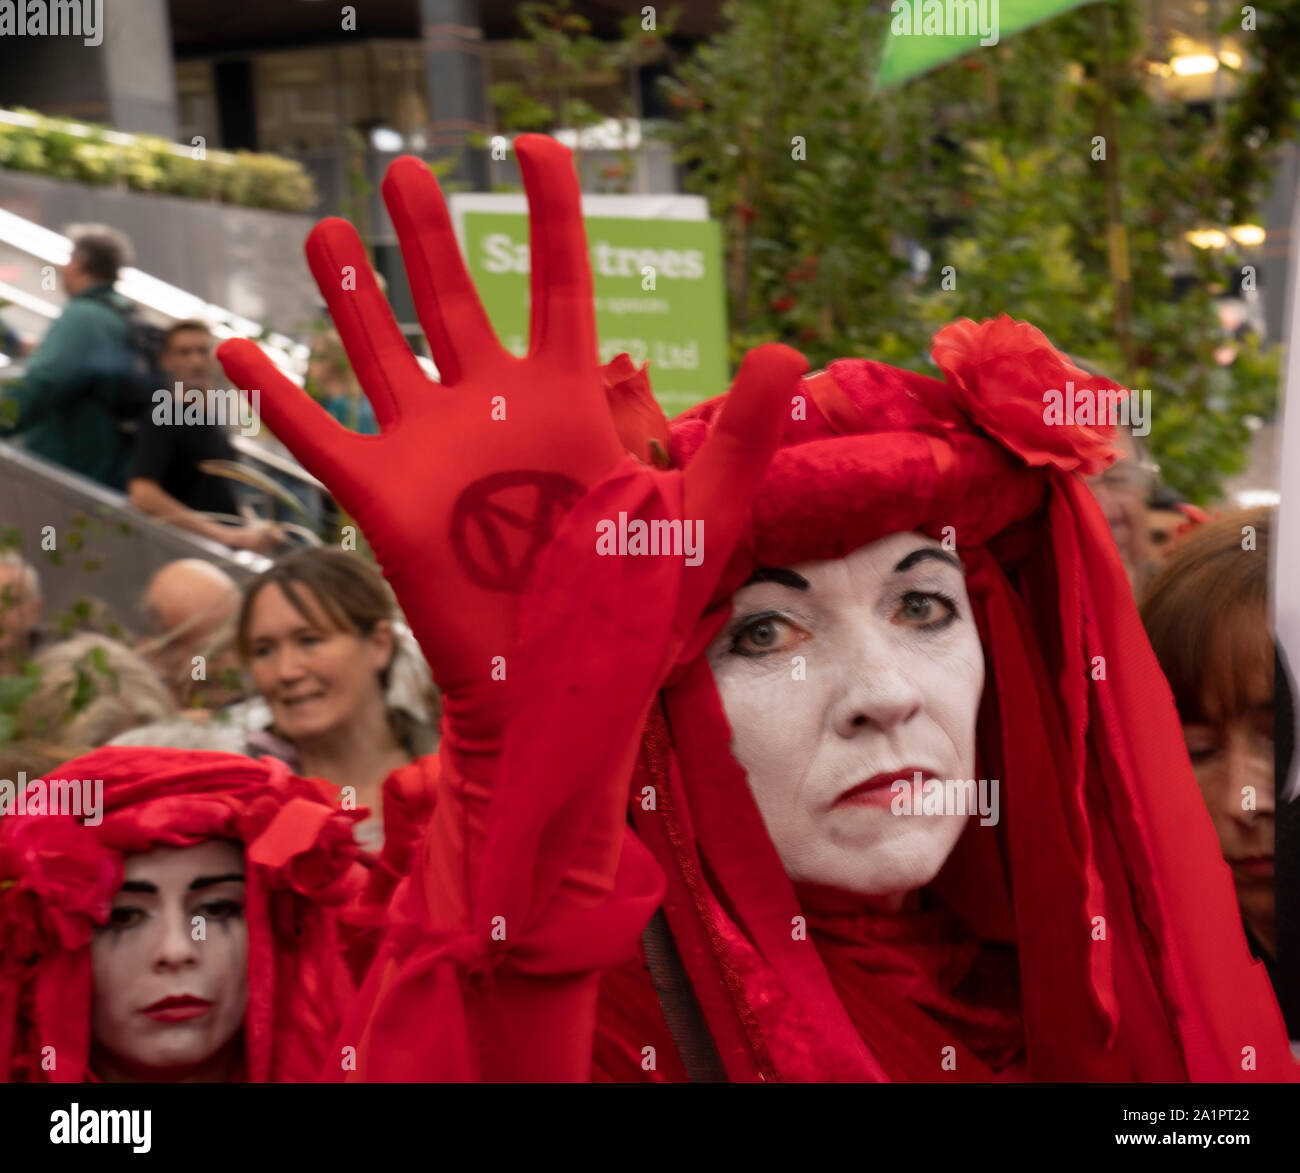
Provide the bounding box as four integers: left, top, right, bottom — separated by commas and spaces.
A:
460, 209, 729, 417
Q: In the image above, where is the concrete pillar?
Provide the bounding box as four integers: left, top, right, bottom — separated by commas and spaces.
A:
102, 0, 180, 139
419, 0, 489, 190
0, 0, 178, 139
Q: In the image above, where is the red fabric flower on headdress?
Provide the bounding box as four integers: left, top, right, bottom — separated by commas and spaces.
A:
0, 817, 120, 957
931, 315, 1123, 476
241, 785, 364, 907
602, 353, 671, 468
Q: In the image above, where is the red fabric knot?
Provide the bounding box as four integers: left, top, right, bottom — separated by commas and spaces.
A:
386, 915, 507, 987
821, 359, 962, 437
0, 816, 121, 963
931, 315, 1124, 477
805, 369, 869, 435
242, 790, 363, 906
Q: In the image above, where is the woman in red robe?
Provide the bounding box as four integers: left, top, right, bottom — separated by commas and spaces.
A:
219, 135, 1296, 1082
0, 747, 362, 1082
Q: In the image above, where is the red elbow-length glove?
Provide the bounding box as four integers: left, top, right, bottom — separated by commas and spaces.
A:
219, 136, 806, 1079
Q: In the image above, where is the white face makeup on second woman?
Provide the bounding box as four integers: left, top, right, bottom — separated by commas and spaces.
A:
90, 839, 248, 1079
708, 531, 985, 898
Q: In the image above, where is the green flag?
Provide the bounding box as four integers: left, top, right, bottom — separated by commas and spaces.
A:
875, 0, 1098, 91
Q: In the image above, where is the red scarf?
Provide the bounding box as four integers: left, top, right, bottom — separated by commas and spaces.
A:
795, 882, 1024, 1080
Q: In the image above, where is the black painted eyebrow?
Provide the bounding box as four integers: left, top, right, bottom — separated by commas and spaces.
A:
189, 874, 245, 891
115, 874, 245, 896
894, 548, 963, 574
743, 567, 810, 591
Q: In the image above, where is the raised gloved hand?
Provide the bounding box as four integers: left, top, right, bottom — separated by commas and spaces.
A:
219, 137, 625, 762
218, 136, 802, 775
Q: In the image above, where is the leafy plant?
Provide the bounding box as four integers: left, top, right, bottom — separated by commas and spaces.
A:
0, 515, 138, 748
486, 0, 677, 192
0, 108, 317, 213
657, 0, 1283, 503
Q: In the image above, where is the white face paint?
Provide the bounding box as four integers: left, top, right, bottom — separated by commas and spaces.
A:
90, 839, 247, 1080
707, 531, 985, 899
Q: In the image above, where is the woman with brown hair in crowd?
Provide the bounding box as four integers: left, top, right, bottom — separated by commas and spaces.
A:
234, 548, 439, 853
1141, 507, 1278, 992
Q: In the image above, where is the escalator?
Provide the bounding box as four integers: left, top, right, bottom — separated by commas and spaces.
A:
0, 206, 322, 624
0, 435, 272, 624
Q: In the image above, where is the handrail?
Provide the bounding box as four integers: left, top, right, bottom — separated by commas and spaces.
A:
0, 205, 307, 368
0, 436, 273, 569
0, 279, 59, 320
229, 436, 324, 491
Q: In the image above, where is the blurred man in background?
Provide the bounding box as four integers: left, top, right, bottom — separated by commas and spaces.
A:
1088, 424, 1158, 594
127, 320, 282, 554
0, 552, 42, 676
0, 224, 141, 489
136, 559, 246, 711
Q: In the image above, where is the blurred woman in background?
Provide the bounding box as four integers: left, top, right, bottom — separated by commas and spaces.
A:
1141, 507, 1277, 990
307, 329, 378, 436
235, 548, 438, 854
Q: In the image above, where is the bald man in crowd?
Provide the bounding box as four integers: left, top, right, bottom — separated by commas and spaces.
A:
0, 552, 43, 676
137, 559, 246, 711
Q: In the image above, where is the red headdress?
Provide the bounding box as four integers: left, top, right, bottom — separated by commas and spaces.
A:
0, 747, 364, 1082
600, 314, 1296, 1081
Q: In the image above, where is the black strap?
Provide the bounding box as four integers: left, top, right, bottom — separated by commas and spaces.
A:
641, 907, 728, 1082
80, 286, 130, 319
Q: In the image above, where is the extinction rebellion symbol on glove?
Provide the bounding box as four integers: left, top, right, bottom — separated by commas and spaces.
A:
450, 470, 586, 592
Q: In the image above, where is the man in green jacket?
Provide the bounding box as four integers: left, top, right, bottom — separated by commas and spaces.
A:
1, 224, 140, 489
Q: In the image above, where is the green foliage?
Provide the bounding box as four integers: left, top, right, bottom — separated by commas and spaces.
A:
910, 142, 1105, 347
489, 0, 677, 192
0, 109, 317, 213
0, 669, 39, 716
1220, 0, 1300, 221
491, 0, 675, 128
658, 0, 1284, 503
663, 0, 922, 360
0, 515, 135, 748
0, 664, 39, 745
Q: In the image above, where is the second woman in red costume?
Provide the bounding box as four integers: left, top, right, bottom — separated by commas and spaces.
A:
0, 747, 362, 1082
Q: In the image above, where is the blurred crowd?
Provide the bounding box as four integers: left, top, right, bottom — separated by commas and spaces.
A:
0, 547, 441, 853
0, 223, 381, 557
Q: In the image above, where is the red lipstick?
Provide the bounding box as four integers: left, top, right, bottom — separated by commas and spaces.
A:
141, 995, 212, 1023
834, 768, 931, 809
1229, 856, 1274, 881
